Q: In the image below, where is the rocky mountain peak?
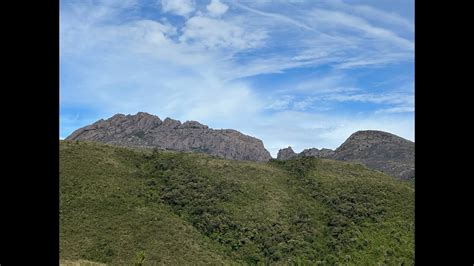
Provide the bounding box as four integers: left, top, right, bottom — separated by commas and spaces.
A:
275, 130, 414, 179
162, 117, 182, 128
66, 112, 272, 162
339, 130, 407, 146
179, 121, 209, 129
277, 146, 297, 160
333, 130, 414, 179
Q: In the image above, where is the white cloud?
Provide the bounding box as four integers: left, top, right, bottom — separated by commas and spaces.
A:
326, 0, 414, 33
233, 2, 316, 32
325, 91, 413, 106
334, 52, 413, 69
96, 0, 138, 9
179, 16, 267, 50
265, 95, 294, 110
61, 0, 413, 75
206, 0, 229, 17
291, 76, 413, 112
292, 74, 348, 93
129, 20, 177, 44
206, 2, 413, 78
60, 49, 263, 131
160, 0, 195, 17
244, 0, 413, 35
60, 10, 263, 132
309, 9, 413, 51
375, 106, 414, 114
293, 98, 313, 111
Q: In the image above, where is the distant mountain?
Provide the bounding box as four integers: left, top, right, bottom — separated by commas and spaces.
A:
333, 130, 414, 179
276, 146, 297, 160
277, 130, 414, 179
66, 112, 272, 162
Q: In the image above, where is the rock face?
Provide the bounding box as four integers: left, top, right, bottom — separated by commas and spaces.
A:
277, 146, 297, 160
333, 130, 414, 179
66, 112, 272, 162
276, 130, 414, 179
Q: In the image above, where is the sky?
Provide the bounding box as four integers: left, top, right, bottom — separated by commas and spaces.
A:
60, 0, 414, 157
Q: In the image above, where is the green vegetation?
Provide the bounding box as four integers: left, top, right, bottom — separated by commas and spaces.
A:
60, 140, 414, 265
134, 251, 146, 266
60, 259, 106, 266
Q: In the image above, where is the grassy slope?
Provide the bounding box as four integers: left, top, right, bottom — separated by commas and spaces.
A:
60, 140, 414, 265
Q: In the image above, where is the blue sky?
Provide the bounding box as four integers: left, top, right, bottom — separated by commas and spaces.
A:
60, 0, 414, 157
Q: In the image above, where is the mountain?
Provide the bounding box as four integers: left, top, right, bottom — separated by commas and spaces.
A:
299, 148, 336, 158
276, 146, 297, 160
333, 130, 414, 179
60, 140, 414, 265
276, 130, 414, 179
66, 112, 272, 162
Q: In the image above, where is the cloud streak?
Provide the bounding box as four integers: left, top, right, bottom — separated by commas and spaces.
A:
232, 2, 317, 32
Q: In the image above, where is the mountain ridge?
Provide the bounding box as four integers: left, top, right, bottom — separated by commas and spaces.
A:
66, 112, 414, 179
277, 130, 414, 179
66, 112, 272, 162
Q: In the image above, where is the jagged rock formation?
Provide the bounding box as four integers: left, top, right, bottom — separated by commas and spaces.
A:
276, 146, 297, 160
66, 112, 272, 162
276, 130, 414, 179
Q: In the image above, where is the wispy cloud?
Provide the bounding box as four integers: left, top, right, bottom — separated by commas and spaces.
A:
324, 0, 414, 33
309, 9, 413, 50
232, 2, 317, 32
207, 0, 229, 17
375, 106, 414, 114
179, 15, 267, 50
160, 0, 195, 17
265, 95, 294, 111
